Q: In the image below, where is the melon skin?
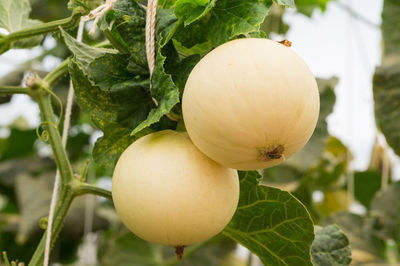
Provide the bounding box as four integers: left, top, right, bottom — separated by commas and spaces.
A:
112, 130, 239, 246
182, 38, 320, 170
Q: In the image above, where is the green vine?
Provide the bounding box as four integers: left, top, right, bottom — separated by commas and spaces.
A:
0, 9, 84, 55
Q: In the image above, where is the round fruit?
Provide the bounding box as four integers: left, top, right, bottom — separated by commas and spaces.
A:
112, 130, 239, 247
182, 38, 320, 170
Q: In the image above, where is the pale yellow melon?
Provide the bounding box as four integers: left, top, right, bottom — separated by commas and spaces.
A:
112, 130, 239, 246
182, 38, 320, 170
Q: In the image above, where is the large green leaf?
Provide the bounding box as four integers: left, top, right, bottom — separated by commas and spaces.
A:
373, 0, 400, 156
224, 171, 314, 265
373, 63, 400, 156
311, 225, 352, 265
0, 0, 43, 51
173, 0, 274, 50
68, 60, 154, 168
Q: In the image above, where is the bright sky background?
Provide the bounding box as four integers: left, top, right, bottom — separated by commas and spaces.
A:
1, 0, 399, 178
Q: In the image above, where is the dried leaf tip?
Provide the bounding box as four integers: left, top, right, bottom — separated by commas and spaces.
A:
278, 40, 292, 47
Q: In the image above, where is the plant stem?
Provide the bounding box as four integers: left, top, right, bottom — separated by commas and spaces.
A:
74, 182, 113, 200
4, 10, 83, 44
28, 188, 74, 266
35, 93, 74, 183
43, 59, 69, 87
0, 86, 31, 95
2, 251, 11, 266
165, 241, 208, 266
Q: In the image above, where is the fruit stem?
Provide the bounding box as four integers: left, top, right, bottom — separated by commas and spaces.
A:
258, 144, 285, 161
175, 246, 185, 262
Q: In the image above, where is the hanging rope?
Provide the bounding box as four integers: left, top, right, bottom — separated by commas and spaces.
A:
146, 0, 158, 78
43, 19, 85, 266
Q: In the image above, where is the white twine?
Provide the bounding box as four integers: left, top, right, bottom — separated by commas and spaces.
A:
43, 19, 85, 266
146, 0, 158, 78
83, 0, 118, 35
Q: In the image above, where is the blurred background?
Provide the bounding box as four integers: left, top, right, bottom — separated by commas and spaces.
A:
1, 0, 400, 265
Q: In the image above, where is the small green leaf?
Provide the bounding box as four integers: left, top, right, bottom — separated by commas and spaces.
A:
274, 0, 295, 8
354, 170, 382, 209
380, 0, 400, 57
0, 0, 43, 50
224, 171, 314, 265
175, 0, 217, 26
62, 29, 117, 70
321, 212, 385, 265
294, 0, 332, 16
174, 0, 274, 50
311, 225, 352, 265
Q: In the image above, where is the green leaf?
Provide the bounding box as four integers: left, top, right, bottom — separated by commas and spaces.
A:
354, 170, 382, 209
373, 0, 400, 156
285, 77, 337, 171
311, 225, 352, 265
320, 212, 385, 265
131, 9, 181, 135
69, 60, 154, 168
381, 0, 400, 57
63, 29, 145, 93
224, 171, 314, 265
261, 4, 289, 35
175, 0, 217, 26
0, 0, 43, 50
67, 0, 102, 11
370, 182, 400, 243
0, 128, 36, 161
294, 0, 332, 16
102, 0, 148, 70
174, 0, 274, 50
274, 0, 295, 8
373, 62, 400, 156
